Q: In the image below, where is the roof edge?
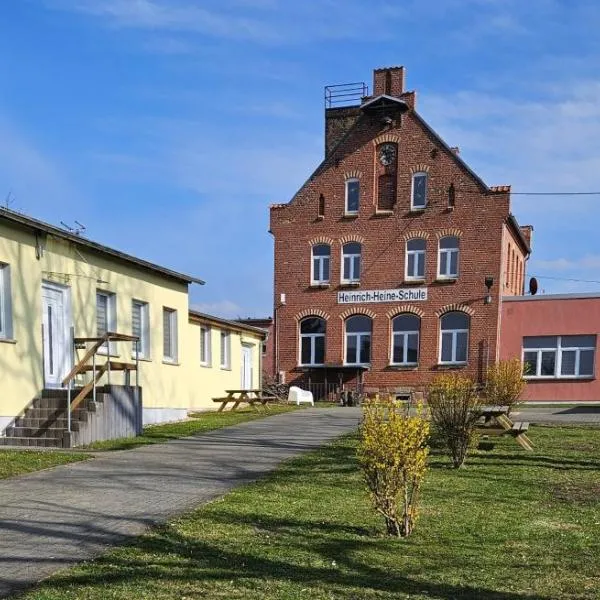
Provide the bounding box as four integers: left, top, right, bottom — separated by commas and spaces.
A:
506, 213, 531, 255
189, 310, 267, 337
503, 292, 600, 302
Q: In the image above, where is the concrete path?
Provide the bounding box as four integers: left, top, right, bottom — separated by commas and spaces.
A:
0, 407, 361, 598
515, 404, 600, 425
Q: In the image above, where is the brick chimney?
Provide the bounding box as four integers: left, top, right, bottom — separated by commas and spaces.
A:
520, 225, 534, 248
373, 66, 405, 97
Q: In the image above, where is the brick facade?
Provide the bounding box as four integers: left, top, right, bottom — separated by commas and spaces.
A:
270, 66, 531, 396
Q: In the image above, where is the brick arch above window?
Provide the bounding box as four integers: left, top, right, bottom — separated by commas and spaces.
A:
295, 309, 330, 322
339, 234, 365, 245
344, 170, 363, 180
308, 236, 334, 246
435, 304, 475, 318
403, 230, 431, 241
409, 164, 431, 174
386, 305, 425, 319
372, 133, 400, 146
339, 307, 377, 321
436, 228, 462, 239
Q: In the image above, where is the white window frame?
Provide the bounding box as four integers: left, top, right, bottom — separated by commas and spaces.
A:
523, 336, 596, 379
405, 239, 426, 280
438, 237, 460, 279
220, 330, 231, 369
97, 290, 117, 355
299, 320, 326, 367
345, 178, 360, 215
411, 172, 428, 210
131, 299, 150, 359
391, 315, 420, 366
162, 307, 178, 363
341, 243, 361, 284
439, 313, 469, 365
311, 245, 330, 285
200, 325, 212, 366
345, 317, 372, 366
0, 264, 13, 340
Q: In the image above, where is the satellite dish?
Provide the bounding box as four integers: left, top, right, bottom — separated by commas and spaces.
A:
529, 277, 538, 295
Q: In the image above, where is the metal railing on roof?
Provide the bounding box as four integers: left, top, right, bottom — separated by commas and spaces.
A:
324, 82, 368, 108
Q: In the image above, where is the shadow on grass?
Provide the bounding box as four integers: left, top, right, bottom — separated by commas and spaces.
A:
32, 521, 554, 600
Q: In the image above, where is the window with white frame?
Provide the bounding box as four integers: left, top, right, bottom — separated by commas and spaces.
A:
411, 172, 428, 209
345, 315, 372, 365
299, 317, 326, 366
131, 300, 150, 359
220, 330, 231, 369
523, 335, 596, 379
311, 244, 330, 284
97, 291, 117, 353
0, 263, 13, 340
342, 242, 361, 283
438, 236, 459, 279
200, 326, 212, 366
162, 307, 178, 362
391, 314, 420, 365
345, 178, 360, 214
406, 238, 426, 280
439, 311, 469, 364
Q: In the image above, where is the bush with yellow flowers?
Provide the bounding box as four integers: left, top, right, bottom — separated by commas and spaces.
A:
357, 396, 429, 537
484, 358, 527, 416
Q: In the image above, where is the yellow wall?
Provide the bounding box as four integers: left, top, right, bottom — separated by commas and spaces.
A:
0, 221, 263, 427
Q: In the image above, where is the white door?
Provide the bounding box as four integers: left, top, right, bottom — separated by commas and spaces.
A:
241, 345, 253, 389
42, 283, 72, 388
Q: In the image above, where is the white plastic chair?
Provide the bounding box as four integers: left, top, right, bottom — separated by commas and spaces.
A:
288, 386, 315, 406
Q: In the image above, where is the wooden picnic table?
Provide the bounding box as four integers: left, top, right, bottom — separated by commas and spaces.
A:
472, 405, 534, 451
212, 389, 278, 412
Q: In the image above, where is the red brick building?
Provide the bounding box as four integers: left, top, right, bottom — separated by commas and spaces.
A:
270, 66, 532, 398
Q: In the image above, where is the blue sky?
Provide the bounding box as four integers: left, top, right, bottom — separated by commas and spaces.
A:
1, 0, 599, 317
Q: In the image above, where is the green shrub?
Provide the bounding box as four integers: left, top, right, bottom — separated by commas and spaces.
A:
484, 358, 527, 415
357, 396, 430, 537
428, 373, 481, 468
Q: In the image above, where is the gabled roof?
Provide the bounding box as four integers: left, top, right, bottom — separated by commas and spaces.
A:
360, 94, 409, 112
0, 207, 205, 285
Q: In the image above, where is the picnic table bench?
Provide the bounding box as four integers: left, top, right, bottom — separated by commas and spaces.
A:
472, 405, 534, 451
212, 389, 278, 412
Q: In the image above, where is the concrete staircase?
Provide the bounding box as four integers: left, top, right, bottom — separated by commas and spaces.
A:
0, 389, 96, 448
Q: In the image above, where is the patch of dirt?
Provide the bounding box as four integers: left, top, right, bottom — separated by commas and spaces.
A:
551, 482, 600, 506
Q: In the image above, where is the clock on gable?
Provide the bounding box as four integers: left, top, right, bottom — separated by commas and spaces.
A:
378, 143, 397, 166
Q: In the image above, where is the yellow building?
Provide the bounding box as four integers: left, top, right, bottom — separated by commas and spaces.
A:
0, 208, 265, 442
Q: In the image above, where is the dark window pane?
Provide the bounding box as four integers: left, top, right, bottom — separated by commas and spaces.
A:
441, 332, 452, 362
393, 314, 420, 332
407, 333, 419, 363
523, 336, 558, 349
346, 181, 360, 212
313, 258, 320, 280
439, 252, 448, 275
562, 335, 596, 348
560, 350, 576, 376
301, 337, 311, 364
393, 334, 404, 363
313, 244, 330, 257
407, 253, 415, 277
353, 256, 361, 279
407, 238, 426, 251
346, 335, 357, 363
346, 315, 372, 333
300, 318, 326, 334
441, 312, 469, 330
456, 331, 468, 362
344, 242, 361, 254
450, 251, 458, 276
412, 174, 427, 207
440, 236, 459, 249
523, 351, 538, 376
540, 351, 556, 376
322, 258, 330, 281
579, 350, 594, 376
314, 335, 325, 364
360, 335, 371, 363
343, 256, 351, 280
417, 253, 425, 277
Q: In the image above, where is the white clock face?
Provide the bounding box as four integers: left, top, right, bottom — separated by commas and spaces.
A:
379, 143, 396, 166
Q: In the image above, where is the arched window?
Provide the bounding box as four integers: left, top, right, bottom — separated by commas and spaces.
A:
342, 242, 361, 283
345, 178, 360, 215
299, 317, 326, 366
406, 238, 426, 280
411, 172, 428, 209
345, 315, 372, 365
438, 236, 459, 279
311, 244, 330, 284
440, 311, 469, 364
391, 314, 420, 365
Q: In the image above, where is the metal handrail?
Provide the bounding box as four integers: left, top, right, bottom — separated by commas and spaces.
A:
63, 332, 140, 433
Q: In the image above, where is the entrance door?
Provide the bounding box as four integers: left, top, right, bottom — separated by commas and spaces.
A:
241, 345, 253, 389
42, 282, 72, 388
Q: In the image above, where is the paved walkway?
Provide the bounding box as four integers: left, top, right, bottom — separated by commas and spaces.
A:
0, 407, 361, 598
515, 404, 600, 425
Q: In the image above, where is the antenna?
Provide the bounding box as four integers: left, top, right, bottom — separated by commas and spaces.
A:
61, 220, 87, 236
3, 190, 14, 209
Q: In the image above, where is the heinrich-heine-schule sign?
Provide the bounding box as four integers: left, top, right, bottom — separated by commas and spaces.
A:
337, 287, 428, 304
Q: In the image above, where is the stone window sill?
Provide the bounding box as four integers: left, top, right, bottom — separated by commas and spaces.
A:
374, 210, 394, 216
386, 364, 418, 371
339, 282, 360, 288
162, 360, 180, 366
409, 208, 426, 214
132, 356, 152, 363
436, 363, 467, 370
342, 213, 359, 219
434, 277, 458, 284
402, 279, 426, 286
0, 338, 17, 345
309, 283, 330, 289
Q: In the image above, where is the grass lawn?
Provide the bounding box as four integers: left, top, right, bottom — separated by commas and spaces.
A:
86, 404, 303, 450
22, 424, 600, 599
0, 450, 90, 480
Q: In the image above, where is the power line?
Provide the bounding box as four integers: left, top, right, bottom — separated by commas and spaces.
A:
510, 192, 600, 196
531, 274, 600, 285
